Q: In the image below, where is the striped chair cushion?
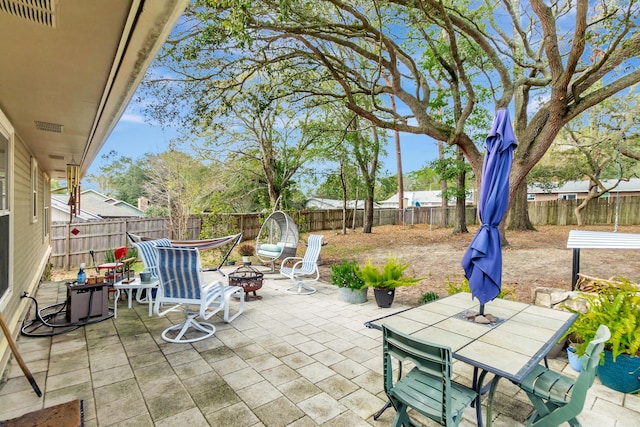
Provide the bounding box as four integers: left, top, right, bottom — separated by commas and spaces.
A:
155, 246, 202, 300
133, 238, 171, 277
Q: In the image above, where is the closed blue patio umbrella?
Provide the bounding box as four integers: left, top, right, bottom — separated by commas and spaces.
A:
462, 108, 517, 313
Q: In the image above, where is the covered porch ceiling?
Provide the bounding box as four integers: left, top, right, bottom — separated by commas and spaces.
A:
0, 0, 188, 180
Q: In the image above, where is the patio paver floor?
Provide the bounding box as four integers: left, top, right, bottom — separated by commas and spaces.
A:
1, 268, 639, 426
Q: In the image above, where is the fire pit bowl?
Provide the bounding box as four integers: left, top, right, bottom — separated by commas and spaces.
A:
228, 265, 264, 301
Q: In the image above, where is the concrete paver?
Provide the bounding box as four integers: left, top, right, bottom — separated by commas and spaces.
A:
0, 271, 637, 426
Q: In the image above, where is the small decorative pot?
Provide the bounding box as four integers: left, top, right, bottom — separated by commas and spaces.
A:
567, 347, 582, 372
373, 288, 395, 308
339, 287, 368, 304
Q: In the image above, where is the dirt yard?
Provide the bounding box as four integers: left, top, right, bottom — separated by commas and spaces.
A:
314, 223, 640, 306
52, 223, 639, 307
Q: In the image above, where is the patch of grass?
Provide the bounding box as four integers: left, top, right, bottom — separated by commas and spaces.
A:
419, 291, 440, 304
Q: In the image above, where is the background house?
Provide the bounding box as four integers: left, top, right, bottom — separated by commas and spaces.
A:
304, 197, 379, 210
0, 1, 188, 376
51, 189, 143, 222
378, 190, 476, 208
527, 178, 640, 201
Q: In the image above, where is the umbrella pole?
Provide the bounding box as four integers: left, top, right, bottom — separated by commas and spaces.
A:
0, 313, 43, 397
479, 304, 485, 316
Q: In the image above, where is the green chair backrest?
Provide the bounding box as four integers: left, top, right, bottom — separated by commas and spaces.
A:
568, 325, 611, 408
383, 324, 454, 425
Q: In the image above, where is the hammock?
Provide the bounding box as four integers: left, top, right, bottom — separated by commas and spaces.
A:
126, 231, 243, 276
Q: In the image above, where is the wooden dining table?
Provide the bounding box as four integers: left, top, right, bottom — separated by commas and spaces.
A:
365, 292, 577, 427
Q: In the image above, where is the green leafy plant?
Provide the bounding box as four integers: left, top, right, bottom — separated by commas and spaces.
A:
357, 256, 422, 290
238, 243, 255, 256
419, 291, 440, 304
104, 248, 116, 263
41, 262, 54, 282
444, 276, 516, 300
562, 280, 640, 361
330, 259, 366, 291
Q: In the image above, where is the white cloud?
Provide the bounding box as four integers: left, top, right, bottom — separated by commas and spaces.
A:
120, 112, 146, 124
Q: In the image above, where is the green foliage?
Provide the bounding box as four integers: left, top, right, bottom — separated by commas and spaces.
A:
104, 248, 116, 263
444, 276, 515, 300
41, 262, 54, 282
563, 280, 640, 360
330, 259, 366, 290
357, 256, 422, 290
200, 213, 239, 239
419, 291, 440, 304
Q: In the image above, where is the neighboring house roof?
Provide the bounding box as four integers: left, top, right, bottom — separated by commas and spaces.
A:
305, 198, 379, 209
528, 178, 640, 194
50, 197, 101, 222
52, 189, 143, 219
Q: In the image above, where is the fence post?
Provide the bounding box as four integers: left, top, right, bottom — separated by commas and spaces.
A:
65, 223, 70, 271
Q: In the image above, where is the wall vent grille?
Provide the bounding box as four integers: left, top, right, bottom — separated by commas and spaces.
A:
0, 0, 57, 28
48, 154, 65, 160
35, 120, 63, 133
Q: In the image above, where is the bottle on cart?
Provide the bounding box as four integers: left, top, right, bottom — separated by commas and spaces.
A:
77, 263, 86, 285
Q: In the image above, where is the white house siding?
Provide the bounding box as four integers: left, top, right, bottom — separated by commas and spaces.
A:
0, 133, 51, 376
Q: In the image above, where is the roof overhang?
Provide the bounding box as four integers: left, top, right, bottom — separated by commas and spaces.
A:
0, 0, 188, 180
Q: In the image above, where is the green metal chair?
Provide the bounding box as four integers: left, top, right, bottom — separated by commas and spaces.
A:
382, 324, 477, 426
517, 324, 611, 427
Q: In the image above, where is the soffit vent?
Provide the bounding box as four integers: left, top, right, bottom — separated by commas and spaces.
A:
48, 154, 65, 160
0, 0, 57, 28
35, 120, 63, 133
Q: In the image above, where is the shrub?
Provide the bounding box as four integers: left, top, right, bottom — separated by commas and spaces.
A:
419, 291, 440, 304
330, 259, 366, 290
238, 243, 255, 256
444, 276, 515, 300
358, 255, 422, 290
562, 280, 640, 360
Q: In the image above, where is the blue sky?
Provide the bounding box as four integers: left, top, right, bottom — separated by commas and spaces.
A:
89, 103, 442, 180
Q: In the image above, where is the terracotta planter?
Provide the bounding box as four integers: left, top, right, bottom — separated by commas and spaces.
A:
373, 288, 395, 308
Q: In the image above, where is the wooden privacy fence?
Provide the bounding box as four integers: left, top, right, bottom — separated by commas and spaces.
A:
51, 196, 640, 270
528, 196, 640, 226
51, 217, 201, 270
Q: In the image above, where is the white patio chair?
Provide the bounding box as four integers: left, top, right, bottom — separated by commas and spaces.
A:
132, 238, 172, 279
280, 234, 323, 295
154, 246, 244, 343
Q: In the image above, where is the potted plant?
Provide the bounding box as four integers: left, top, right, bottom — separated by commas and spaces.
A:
330, 259, 368, 304
238, 243, 255, 265
358, 255, 422, 308
562, 279, 640, 393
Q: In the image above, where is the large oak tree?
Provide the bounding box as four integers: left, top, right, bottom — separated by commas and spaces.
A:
146, 0, 640, 230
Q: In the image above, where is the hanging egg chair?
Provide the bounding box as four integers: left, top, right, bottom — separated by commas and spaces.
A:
255, 211, 299, 272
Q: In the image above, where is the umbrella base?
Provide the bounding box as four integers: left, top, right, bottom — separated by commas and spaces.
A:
456, 310, 504, 327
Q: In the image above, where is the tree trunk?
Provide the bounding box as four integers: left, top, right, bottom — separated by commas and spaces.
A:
507, 180, 535, 231
439, 140, 448, 227
363, 194, 374, 233
388, 90, 404, 225
339, 160, 348, 235
453, 148, 468, 234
